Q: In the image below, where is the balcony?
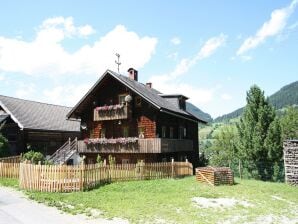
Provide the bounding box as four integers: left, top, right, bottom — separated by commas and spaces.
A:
93, 104, 129, 121
77, 138, 193, 154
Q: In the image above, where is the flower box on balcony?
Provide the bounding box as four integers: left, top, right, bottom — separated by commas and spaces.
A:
93, 104, 129, 121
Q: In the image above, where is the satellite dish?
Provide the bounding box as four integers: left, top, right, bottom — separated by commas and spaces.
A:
125, 95, 132, 103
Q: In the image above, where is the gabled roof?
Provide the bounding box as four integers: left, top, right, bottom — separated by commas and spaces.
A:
0, 95, 80, 132
0, 114, 9, 123
67, 70, 207, 123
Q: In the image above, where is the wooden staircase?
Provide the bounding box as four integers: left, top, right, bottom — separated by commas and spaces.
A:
49, 138, 78, 165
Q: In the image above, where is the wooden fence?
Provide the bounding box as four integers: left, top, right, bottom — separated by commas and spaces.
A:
0, 162, 20, 178
0, 155, 21, 163
19, 161, 193, 192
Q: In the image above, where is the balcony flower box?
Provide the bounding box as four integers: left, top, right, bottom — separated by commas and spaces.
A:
84, 137, 138, 145
94, 104, 129, 121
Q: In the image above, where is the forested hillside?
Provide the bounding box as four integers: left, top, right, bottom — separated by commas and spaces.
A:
214, 81, 298, 123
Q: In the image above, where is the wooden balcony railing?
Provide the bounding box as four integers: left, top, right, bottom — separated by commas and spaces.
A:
77, 138, 193, 154
93, 104, 129, 121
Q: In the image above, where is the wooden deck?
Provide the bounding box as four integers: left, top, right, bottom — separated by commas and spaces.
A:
77, 138, 193, 154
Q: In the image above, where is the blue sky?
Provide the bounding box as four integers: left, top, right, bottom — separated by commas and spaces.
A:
0, 0, 297, 118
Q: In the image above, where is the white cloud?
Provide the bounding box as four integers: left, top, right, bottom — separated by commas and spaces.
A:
221, 93, 232, 101
170, 37, 181, 45
43, 84, 90, 106
149, 34, 226, 106
0, 17, 157, 76
288, 21, 298, 30
237, 0, 298, 55
0, 74, 5, 81
152, 34, 226, 83
15, 83, 36, 99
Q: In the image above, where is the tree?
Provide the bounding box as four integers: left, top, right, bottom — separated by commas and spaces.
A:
280, 106, 298, 140
209, 125, 238, 167
237, 85, 281, 180
0, 134, 10, 157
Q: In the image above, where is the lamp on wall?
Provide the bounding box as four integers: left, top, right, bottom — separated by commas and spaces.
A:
124, 95, 132, 103
81, 122, 87, 130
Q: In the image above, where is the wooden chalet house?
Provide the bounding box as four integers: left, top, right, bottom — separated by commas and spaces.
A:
0, 95, 80, 156
63, 68, 206, 165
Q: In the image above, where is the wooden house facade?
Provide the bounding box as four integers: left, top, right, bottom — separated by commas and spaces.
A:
0, 95, 80, 156
67, 68, 206, 166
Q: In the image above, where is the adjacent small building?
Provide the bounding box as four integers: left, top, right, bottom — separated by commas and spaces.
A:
0, 95, 80, 156
66, 68, 206, 165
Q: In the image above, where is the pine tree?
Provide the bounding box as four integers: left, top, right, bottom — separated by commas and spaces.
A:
237, 85, 279, 180
280, 106, 298, 140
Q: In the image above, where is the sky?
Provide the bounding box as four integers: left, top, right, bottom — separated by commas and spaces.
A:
0, 0, 297, 118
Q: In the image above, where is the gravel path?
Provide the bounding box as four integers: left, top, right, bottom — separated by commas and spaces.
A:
0, 187, 128, 224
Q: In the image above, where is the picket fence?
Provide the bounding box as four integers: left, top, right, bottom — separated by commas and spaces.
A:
0, 155, 21, 163
18, 161, 193, 192
0, 162, 20, 178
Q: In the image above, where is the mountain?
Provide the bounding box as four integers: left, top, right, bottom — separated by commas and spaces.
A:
186, 102, 212, 123
214, 81, 298, 123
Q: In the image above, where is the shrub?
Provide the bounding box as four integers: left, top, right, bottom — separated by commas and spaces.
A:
96, 155, 103, 165
22, 150, 44, 164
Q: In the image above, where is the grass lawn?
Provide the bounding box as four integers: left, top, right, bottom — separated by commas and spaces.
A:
1, 177, 297, 223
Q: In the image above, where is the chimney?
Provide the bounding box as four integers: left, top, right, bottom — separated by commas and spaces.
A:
128, 68, 138, 81
146, 82, 152, 88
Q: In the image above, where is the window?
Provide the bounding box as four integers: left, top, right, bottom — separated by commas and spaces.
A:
162, 158, 167, 162
101, 128, 106, 138
138, 126, 145, 138
184, 127, 187, 138
90, 129, 95, 138
122, 159, 130, 164
119, 94, 126, 105
123, 126, 129, 137
169, 127, 174, 139
162, 126, 166, 138
179, 126, 184, 139
135, 96, 142, 107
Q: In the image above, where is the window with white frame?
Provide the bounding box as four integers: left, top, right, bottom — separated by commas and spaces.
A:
119, 94, 126, 105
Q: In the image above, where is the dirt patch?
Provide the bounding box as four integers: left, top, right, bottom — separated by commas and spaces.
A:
192, 197, 252, 209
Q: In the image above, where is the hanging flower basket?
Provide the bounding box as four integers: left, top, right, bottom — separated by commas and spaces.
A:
95, 104, 124, 111
84, 137, 138, 145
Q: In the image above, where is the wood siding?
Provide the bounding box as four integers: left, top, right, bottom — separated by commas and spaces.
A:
78, 138, 193, 154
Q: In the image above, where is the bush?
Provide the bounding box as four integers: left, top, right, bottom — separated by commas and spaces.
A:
96, 155, 103, 165
22, 150, 44, 164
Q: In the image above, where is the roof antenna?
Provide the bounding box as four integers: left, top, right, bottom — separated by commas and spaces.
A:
115, 53, 121, 73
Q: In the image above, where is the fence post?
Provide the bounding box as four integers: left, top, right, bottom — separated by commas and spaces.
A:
171, 158, 175, 178
238, 159, 242, 180
80, 160, 85, 190
140, 160, 144, 180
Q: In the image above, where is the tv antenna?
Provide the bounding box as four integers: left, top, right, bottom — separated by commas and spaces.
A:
115, 53, 121, 73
